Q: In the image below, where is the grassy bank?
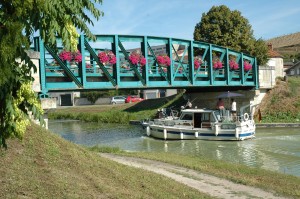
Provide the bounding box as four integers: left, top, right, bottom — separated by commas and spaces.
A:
48, 93, 185, 123
1, 124, 299, 198
108, 151, 300, 198
0, 123, 209, 198
260, 77, 300, 123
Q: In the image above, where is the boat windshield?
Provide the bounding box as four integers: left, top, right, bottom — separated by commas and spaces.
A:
180, 113, 193, 120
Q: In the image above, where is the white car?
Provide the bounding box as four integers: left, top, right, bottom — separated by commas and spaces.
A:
110, 96, 126, 104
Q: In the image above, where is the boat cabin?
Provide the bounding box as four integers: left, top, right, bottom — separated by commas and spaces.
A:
179, 109, 218, 128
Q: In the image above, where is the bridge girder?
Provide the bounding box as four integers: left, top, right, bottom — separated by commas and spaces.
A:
34, 34, 258, 94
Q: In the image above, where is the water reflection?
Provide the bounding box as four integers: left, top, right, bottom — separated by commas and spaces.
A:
49, 120, 300, 177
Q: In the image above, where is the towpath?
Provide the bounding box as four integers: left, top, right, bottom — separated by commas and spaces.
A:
100, 153, 286, 199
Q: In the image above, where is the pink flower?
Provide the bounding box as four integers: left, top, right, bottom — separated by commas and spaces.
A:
156, 55, 171, 67
140, 57, 146, 66
129, 51, 146, 67
244, 61, 252, 71
98, 51, 116, 65
59, 50, 82, 63
194, 57, 202, 69
229, 60, 239, 70
59, 50, 72, 62
213, 59, 223, 69
73, 51, 82, 63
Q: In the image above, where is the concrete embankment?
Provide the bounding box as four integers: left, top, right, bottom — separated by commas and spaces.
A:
131, 120, 300, 128
256, 123, 300, 128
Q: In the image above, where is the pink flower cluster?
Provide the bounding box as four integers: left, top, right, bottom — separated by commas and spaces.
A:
244, 61, 252, 71
229, 60, 239, 70
73, 51, 82, 63
129, 52, 146, 66
59, 50, 72, 62
98, 51, 117, 65
213, 59, 223, 69
156, 55, 171, 67
59, 50, 82, 63
194, 57, 203, 69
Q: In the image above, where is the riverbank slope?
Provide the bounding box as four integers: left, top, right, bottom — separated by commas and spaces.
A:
1, 123, 300, 198
259, 77, 300, 123
0, 123, 208, 198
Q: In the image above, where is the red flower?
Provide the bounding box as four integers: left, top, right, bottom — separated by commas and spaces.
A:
213, 59, 223, 69
229, 60, 239, 70
194, 57, 203, 69
156, 55, 171, 67
129, 51, 146, 66
73, 51, 82, 63
244, 61, 252, 71
98, 51, 116, 65
59, 50, 82, 63
59, 50, 72, 62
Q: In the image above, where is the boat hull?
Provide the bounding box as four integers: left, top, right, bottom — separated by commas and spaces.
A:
146, 124, 255, 141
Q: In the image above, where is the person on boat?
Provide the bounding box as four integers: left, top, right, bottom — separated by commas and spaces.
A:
231, 98, 237, 121
186, 99, 192, 109
216, 98, 225, 117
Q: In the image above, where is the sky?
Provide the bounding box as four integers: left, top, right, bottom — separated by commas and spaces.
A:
88, 0, 300, 41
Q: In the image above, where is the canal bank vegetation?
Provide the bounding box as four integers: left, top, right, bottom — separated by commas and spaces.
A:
0, 123, 209, 198
108, 150, 300, 198
259, 76, 300, 123
48, 92, 186, 123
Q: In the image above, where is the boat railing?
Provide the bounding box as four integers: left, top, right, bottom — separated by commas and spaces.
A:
153, 118, 193, 127
219, 113, 253, 123
156, 106, 180, 119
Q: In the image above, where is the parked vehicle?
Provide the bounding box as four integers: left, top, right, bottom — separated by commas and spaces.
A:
110, 96, 126, 104
125, 95, 143, 103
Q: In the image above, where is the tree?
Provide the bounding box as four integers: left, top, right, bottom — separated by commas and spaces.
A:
0, 0, 103, 148
193, 5, 268, 65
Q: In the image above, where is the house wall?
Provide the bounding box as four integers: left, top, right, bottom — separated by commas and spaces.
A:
269, 57, 284, 77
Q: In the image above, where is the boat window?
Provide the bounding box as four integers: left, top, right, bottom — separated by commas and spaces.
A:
201, 113, 210, 122
210, 113, 216, 122
180, 113, 193, 120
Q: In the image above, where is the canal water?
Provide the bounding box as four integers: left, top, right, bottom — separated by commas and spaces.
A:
48, 120, 300, 177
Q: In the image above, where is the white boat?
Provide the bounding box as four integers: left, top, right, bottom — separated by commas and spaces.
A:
143, 104, 256, 141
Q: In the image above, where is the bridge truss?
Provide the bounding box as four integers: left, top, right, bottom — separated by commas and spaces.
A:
33, 35, 258, 95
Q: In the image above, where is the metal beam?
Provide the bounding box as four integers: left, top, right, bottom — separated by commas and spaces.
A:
84, 38, 117, 86
44, 44, 83, 88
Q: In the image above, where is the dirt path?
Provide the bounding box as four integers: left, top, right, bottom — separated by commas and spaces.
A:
100, 153, 286, 199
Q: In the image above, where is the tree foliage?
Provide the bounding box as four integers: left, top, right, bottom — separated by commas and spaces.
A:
193, 5, 268, 65
0, 0, 103, 148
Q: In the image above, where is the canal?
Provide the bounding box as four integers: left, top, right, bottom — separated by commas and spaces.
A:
48, 120, 300, 177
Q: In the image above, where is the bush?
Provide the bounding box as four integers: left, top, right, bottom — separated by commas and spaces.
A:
81, 91, 103, 104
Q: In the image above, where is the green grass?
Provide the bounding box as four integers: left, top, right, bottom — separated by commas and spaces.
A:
114, 151, 300, 198
0, 123, 211, 198
48, 93, 185, 123
260, 77, 300, 123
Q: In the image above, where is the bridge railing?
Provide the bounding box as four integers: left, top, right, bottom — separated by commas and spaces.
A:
34, 35, 258, 94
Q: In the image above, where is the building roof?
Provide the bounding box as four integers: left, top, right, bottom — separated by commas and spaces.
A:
285, 61, 300, 72
267, 43, 283, 58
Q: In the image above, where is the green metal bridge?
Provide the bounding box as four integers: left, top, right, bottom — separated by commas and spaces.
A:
34, 34, 258, 95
